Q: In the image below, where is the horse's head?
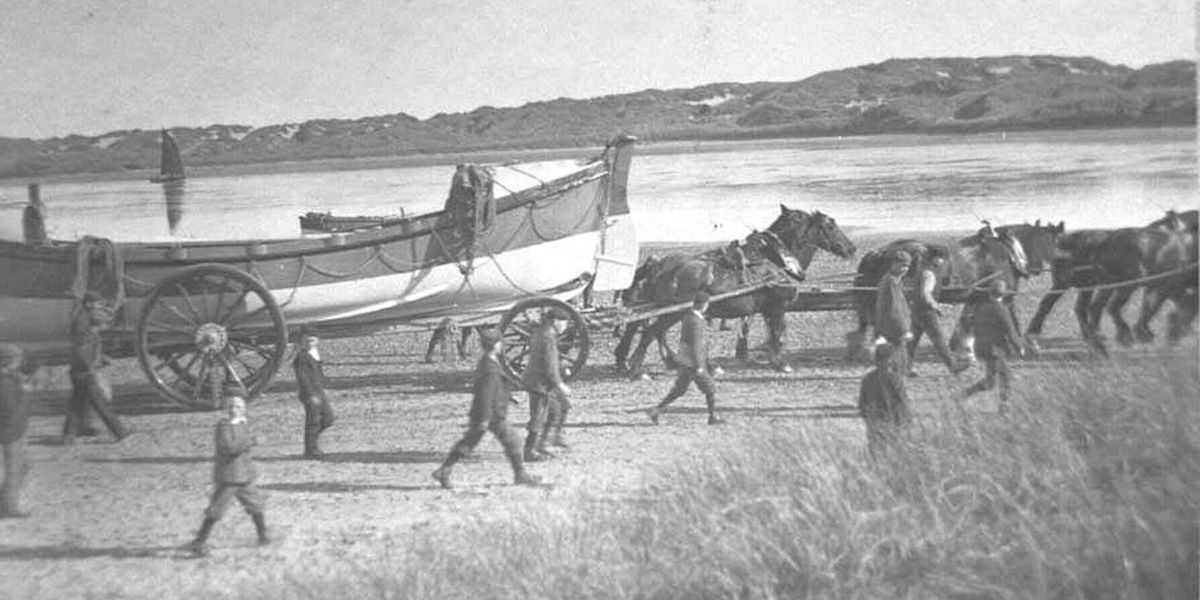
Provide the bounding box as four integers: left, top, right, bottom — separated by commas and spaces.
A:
1149, 209, 1199, 233
1015, 220, 1063, 275
743, 230, 806, 282
767, 204, 857, 262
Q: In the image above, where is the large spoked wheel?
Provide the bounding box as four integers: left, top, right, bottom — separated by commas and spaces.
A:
136, 264, 288, 408
498, 297, 589, 383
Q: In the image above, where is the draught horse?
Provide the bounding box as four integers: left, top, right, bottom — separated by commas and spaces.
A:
845, 221, 1060, 362
1025, 210, 1197, 355
616, 205, 857, 378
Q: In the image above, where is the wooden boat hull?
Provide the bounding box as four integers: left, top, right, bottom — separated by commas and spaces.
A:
0, 137, 638, 363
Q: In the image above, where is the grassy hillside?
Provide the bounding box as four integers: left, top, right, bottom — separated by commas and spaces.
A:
0, 55, 1193, 179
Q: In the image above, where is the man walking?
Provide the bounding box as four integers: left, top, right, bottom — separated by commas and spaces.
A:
647, 292, 723, 426
874, 250, 914, 374
187, 384, 270, 557
908, 247, 967, 375
0, 344, 32, 518
522, 308, 572, 462
857, 343, 912, 459
292, 328, 335, 459
63, 291, 131, 445
963, 279, 1025, 413
432, 327, 540, 489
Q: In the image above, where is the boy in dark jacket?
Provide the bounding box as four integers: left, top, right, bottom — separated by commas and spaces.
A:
963, 279, 1025, 413
187, 384, 269, 557
522, 308, 572, 461
858, 343, 912, 459
648, 292, 722, 425
292, 328, 335, 459
432, 327, 540, 489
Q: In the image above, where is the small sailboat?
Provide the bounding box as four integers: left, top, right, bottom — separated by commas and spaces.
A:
150, 129, 186, 183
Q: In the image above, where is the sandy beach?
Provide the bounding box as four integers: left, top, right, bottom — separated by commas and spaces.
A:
0, 230, 1192, 599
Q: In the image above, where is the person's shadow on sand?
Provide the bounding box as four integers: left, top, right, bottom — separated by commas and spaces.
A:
0, 544, 183, 560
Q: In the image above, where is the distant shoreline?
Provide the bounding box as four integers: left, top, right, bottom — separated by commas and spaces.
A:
3, 125, 1192, 187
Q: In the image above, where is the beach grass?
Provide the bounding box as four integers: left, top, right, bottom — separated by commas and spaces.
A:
264, 353, 1199, 600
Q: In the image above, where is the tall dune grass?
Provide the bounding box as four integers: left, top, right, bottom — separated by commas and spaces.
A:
275, 356, 1198, 600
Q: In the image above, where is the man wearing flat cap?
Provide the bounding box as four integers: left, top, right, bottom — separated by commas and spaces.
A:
187, 382, 269, 557
522, 307, 573, 461
0, 344, 32, 518
874, 250, 914, 373
432, 327, 540, 489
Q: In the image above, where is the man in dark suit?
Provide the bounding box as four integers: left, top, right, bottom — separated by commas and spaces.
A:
647, 292, 723, 425
963, 279, 1025, 413
522, 308, 572, 462
0, 344, 32, 518
432, 327, 540, 489
874, 250, 914, 374
857, 343, 912, 459
292, 328, 335, 459
63, 291, 131, 445
187, 384, 269, 557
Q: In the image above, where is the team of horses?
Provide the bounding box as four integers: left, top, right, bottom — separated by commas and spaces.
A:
611, 206, 1197, 376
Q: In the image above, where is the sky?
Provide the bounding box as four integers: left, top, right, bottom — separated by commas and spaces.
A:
0, 0, 1194, 139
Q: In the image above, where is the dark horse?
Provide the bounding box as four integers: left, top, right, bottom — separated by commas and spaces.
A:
1026, 210, 1197, 355
616, 205, 856, 378
844, 221, 1061, 362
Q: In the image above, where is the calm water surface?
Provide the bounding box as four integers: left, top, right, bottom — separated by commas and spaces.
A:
0, 127, 1193, 243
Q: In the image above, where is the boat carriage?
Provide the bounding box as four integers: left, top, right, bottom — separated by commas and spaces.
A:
0, 136, 639, 407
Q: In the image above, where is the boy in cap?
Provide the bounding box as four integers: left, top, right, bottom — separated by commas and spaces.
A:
874, 250, 914, 373
908, 247, 968, 375
522, 307, 573, 461
187, 383, 269, 557
647, 292, 723, 425
0, 344, 32, 518
432, 326, 540, 489
962, 279, 1025, 413
63, 290, 131, 445
857, 342, 912, 459
292, 327, 335, 459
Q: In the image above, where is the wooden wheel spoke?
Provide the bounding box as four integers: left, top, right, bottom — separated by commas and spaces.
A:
230, 339, 275, 361
145, 318, 198, 337
216, 287, 251, 324
173, 283, 206, 324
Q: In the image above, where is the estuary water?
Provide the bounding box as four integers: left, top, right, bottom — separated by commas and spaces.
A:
0, 127, 1193, 244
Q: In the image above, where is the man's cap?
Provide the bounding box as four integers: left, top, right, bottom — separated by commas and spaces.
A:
222, 382, 248, 398
478, 326, 502, 347
987, 279, 1008, 296
889, 250, 912, 265
0, 343, 24, 361
693, 292, 711, 305
873, 342, 895, 363
296, 325, 319, 339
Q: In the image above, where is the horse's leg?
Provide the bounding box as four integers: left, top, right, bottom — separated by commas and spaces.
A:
614, 320, 640, 372
735, 317, 751, 361
458, 327, 474, 359
764, 306, 792, 373
424, 323, 448, 363
1074, 289, 1107, 357
627, 316, 675, 380
1133, 285, 1166, 344
1104, 286, 1138, 348
1167, 288, 1198, 344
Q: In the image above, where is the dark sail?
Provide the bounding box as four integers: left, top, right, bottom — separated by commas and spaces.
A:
151, 129, 185, 182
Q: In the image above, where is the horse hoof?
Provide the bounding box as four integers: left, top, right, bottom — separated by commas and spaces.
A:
711, 366, 725, 377
1116, 331, 1135, 348
632, 372, 652, 382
